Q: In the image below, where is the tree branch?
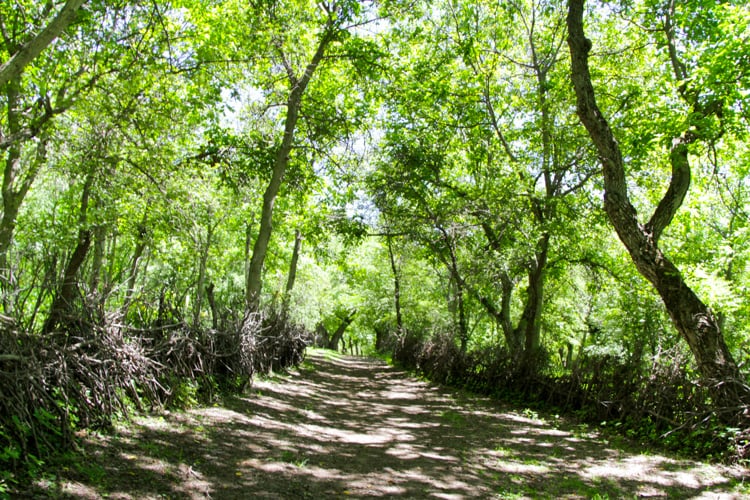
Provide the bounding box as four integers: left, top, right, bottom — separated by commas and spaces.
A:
645, 133, 693, 243
566, 0, 642, 248
0, 0, 88, 88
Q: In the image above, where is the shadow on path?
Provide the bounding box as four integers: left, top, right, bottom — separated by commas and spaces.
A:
47, 351, 748, 499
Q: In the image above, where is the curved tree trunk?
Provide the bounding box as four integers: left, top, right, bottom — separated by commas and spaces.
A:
566, 0, 749, 412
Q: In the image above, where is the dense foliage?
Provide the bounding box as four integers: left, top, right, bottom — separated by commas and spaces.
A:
2, 0, 750, 487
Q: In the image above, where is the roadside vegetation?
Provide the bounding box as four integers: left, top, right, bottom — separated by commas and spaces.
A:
2, 0, 750, 494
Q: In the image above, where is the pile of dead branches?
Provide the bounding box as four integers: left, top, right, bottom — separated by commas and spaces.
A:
0, 309, 310, 469
394, 331, 750, 461
0, 317, 162, 466
252, 312, 310, 375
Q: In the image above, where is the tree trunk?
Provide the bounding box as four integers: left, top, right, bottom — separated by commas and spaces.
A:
43, 172, 94, 334
0, 142, 22, 310
328, 310, 357, 351
514, 234, 549, 357
244, 221, 253, 299
245, 30, 334, 312
315, 322, 330, 348
88, 223, 106, 296
193, 223, 214, 329
42, 231, 92, 334
434, 226, 469, 352
386, 232, 403, 334
0, 80, 48, 313
566, 0, 749, 412
281, 229, 302, 317
478, 217, 546, 356
456, 282, 468, 353
120, 212, 148, 320
477, 222, 522, 352
206, 282, 218, 330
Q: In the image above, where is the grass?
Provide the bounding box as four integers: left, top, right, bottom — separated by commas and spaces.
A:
306, 347, 344, 362
367, 351, 393, 364
494, 445, 513, 457
279, 450, 309, 468
439, 409, 466, 426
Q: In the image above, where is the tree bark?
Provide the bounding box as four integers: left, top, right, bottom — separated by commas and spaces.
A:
455, 281, 468, 353
88, 223, 106, 296
206, 282, 218, 330
42, 230, 91, 333
434, 225, 469, 352
193, 223, 214, 329
245, 29, 335, 312
515, 234, 549, 357
120, 211, 148, 320
244, 221, 253, 298
477, 222, 520, 350
315, 322, 330, 348
566, 0, 749, 411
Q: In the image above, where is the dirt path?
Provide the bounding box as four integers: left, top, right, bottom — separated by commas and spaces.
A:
45, 350, 747, 499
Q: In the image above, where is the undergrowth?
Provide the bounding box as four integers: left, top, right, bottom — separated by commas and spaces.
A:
390, 330, 750, 463
0, 307, 310, 494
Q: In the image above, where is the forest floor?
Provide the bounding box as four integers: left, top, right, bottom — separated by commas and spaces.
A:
30, 349, 750, 499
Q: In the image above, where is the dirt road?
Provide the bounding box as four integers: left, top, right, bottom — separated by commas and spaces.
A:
46, 350, 747, 499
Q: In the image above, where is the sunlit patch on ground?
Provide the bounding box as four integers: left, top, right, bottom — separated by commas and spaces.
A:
36, 350, 750, 499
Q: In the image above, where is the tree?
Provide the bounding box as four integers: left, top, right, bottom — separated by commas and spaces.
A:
566, 0, 750, 412
245, 7, 335, 311
243, 0, 382, 313
0, 0, 88, 88
372, 0, 598, 367
0, 1, 182, 314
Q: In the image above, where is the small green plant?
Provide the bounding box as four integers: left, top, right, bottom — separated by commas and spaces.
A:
197, 375, 221, 401
439, 410, 465, 426
520, 456, 543, 466
279, 449, 308, 467
113, 387, 138, 419
0, 469, 15, 500
0, 439, 21, 464
496, 492, 525, 500
168, 378, 199, 409
493, 445, 512, 457
33, 408, 63, 439
521, 408, 539, 420
75, 460, 107, 484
